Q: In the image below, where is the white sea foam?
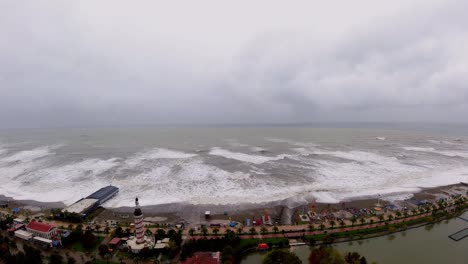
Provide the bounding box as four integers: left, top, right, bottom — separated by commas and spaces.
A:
125, 148, 197, 167
1, 158, 120, 205
402, 147, 436, 152
427, 139, 462, 145
0, 146, 55, 163
209, 147, 288, 164
1, 141, 468, 208
402, 146, 468, 158
0, 147, 7, 155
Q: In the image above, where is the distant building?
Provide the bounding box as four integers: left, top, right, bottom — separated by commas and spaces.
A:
26, 221, 57, 239
182, 252, 220, 264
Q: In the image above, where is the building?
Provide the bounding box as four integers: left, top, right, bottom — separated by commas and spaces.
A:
14, 230, 33, 240
109, 237, 122, 248
86, 185, 119, 205
26, 221, 57, 239
63, 198, 98, 215
126, 197, 155, 253
182, 252, 220, 264
63, 185, 119, 216
134, 197, 145, 244
33, 236, 53, 248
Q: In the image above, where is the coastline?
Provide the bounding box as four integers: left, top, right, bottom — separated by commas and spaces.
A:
2, 183, 466, 225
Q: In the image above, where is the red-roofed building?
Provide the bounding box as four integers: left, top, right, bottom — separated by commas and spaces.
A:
26, 221, 57, 239
109, 237, 121, 247
182, 252, 220, 264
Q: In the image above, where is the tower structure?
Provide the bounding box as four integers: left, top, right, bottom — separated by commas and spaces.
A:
134, 197, 145, 244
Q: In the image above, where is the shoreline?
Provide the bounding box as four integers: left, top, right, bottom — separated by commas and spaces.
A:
1, 183, 466, 225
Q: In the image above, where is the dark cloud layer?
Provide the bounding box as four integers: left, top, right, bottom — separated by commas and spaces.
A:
1, 0, 467, 128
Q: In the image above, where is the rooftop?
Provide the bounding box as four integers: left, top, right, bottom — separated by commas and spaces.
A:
64, 198, 98, 214
87, 185, 119, 201
109, 237, 121, 245
27, 221, 55, 233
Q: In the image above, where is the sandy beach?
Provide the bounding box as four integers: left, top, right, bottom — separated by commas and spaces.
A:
2, 183, 466, 227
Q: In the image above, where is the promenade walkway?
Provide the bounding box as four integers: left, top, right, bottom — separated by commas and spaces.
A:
188, 213, 430, 240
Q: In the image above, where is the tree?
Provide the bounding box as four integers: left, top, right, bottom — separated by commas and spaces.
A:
155, 228, 166, 239
249, 227, 257, 236
82, 230, 96, 250
412, 209, 417, 215
221, 245, 234, 264
263, 249, 301, 264
330, 220, 336, 229
320, 223, 325, 230
188, 228, 195, 236
351, 217, 357, 227
23, 244, 43, 264
378, 215, 384, 223
387, 215, 394, 222
345, 252, 368, 264
237, 227, 243, 235
359, 218, 365, 225
98, 244, 109, 258
260, 227, 268, 235
49, 253, 64, 264
369, 219, 374, 225
273, 226, 279, 233
213, 228, 220, 236
309, 246, 345, 264
395, 211, 402, 219
339, 221, 345, 229
201, 227, 208, 237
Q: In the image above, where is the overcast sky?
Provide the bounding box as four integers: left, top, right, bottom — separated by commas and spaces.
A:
1, 0, 467, 128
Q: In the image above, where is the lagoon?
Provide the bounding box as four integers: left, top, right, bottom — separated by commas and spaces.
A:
242, 211, 468, 264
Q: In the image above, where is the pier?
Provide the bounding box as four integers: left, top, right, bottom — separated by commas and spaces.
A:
448, 227, 468, 241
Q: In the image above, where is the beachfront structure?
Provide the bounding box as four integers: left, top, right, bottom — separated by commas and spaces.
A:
26, 221, 57, 239
63, 198, 99, 215
87, 185, 119, 205
63, 185, 119, 216
126, 197, 155, 253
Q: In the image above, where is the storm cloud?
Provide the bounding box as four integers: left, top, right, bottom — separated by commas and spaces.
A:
1, 0, 467, 128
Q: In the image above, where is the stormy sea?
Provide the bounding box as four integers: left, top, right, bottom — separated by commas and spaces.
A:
1, 124, 468, 209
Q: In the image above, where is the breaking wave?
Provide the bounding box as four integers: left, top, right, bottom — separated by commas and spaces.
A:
1, 133, 468, 208
209, 147, 289, 164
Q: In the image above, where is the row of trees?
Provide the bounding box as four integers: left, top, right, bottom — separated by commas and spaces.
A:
260, 247, 372, 264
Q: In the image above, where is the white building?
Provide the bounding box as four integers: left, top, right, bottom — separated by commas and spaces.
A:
14, 230, 33, 240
